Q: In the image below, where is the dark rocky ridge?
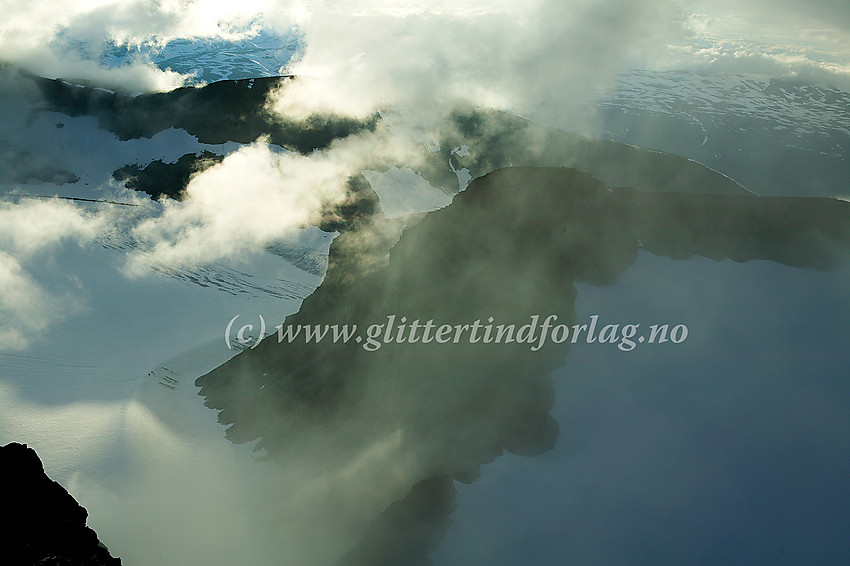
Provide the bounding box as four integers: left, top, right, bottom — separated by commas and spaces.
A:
0, 443, 121, 566
112, 151, 225, 200
15, 66, 377, 152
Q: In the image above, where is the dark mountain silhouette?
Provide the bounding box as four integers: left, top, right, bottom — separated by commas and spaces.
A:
0, 443, 121, 566
112, 151, 225, 201
22, 69, 376, 152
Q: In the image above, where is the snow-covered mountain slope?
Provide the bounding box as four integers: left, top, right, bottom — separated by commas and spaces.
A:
99, 29, 301, 85
601, 70, 850, 141
587, 70, 850, 197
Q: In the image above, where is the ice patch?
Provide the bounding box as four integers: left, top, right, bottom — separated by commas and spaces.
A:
363, 166, 452, 218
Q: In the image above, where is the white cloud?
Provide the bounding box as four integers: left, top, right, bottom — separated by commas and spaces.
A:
127, 131, 423, 272
0, 128, 427, 351
0, 252, 54, 350
694, 0, 850, 33
129, 140, 348, 269
1, 3, 849, 563
666, 41, 850, 89
648, 10, 850, 88
1, 1, 847, 355
0, 0, 284, 91
0, 199, 111, 351
0, 249, 84, 353
0, 198, 111, 255
271, 0, 688, 124
2, 0, 847, 103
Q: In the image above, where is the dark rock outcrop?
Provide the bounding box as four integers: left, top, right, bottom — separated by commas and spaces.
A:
0, 443, 121, 566
112, 150, 225, 201
26, 71, 377, 152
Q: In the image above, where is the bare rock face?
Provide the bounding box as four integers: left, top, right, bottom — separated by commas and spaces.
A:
0, 443, 121, 566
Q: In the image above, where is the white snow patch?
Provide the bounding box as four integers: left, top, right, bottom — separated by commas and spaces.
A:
449, 146, 473, 191
363, 166, 452, 218
451, 145, 470, 158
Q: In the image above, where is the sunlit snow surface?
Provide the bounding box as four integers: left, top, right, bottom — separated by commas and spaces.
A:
584, 70, 850, 198
362, 166, 452, 218
100, 29, 301, 85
